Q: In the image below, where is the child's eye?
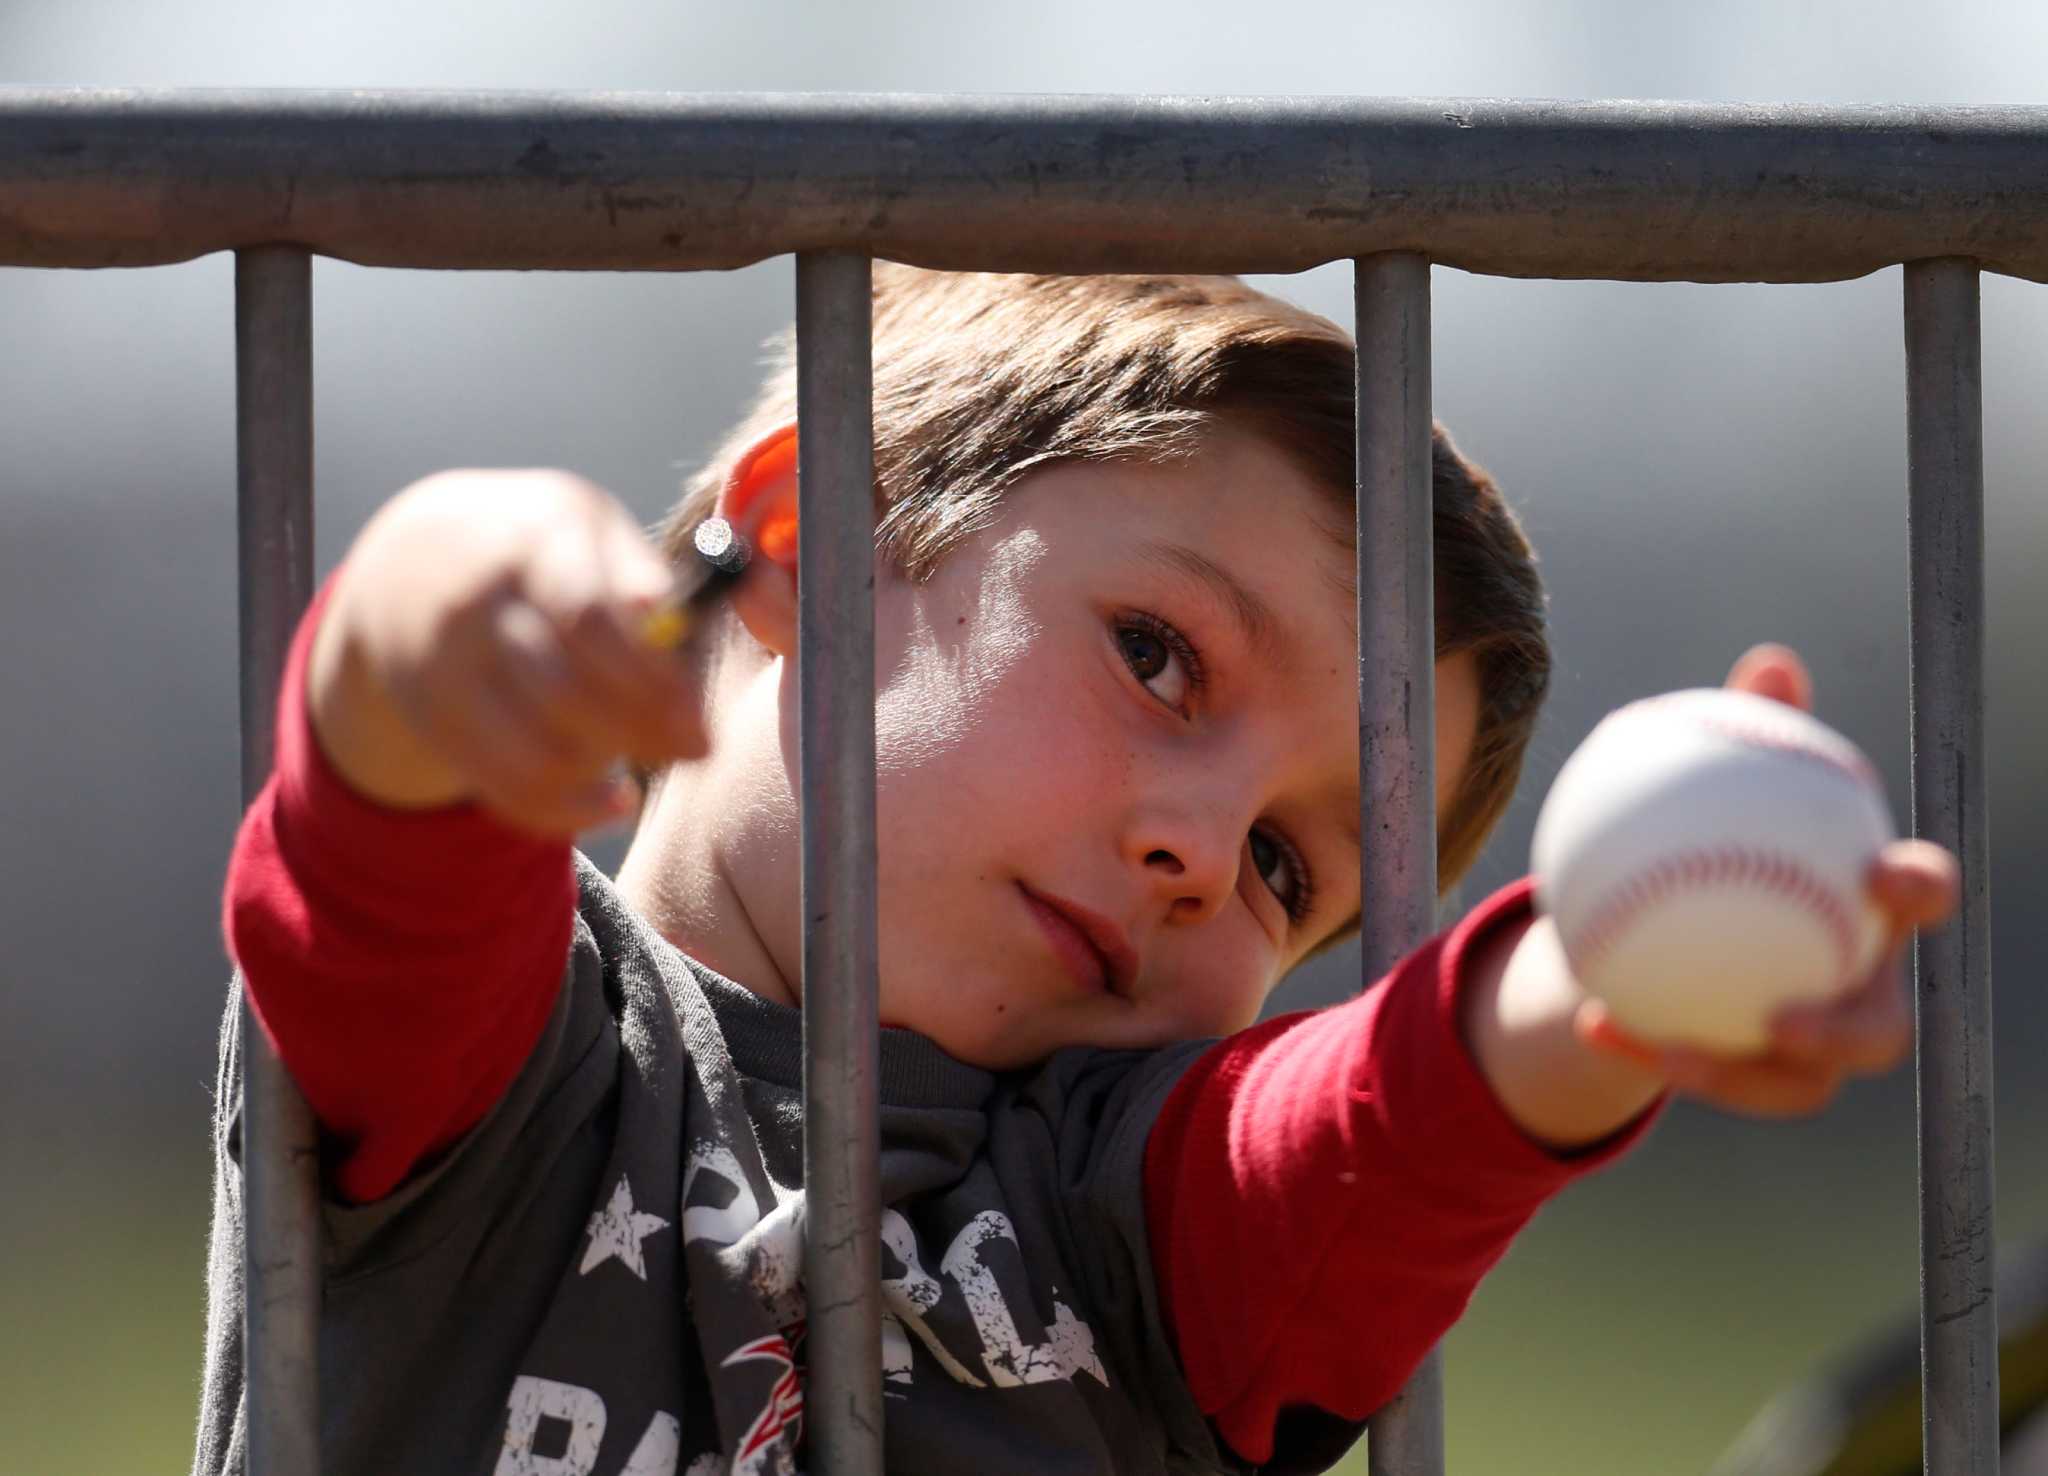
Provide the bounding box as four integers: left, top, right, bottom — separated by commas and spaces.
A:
1114, 612, 1204, 714
1248, 827, 1315, 923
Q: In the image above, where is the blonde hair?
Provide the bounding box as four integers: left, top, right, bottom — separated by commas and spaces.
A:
658, 265, 1548, 896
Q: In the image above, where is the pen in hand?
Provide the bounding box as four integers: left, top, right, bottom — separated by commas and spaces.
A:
639, 517, 754, 652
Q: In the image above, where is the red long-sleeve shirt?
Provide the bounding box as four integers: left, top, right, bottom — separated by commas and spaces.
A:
224, 582, 1656, 1467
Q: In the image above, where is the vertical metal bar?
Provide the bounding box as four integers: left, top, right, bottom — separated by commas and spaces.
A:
235, 245, 321, 1476
796, 250, 883, 1476
1356, 253, 1443, 1476
1904, 257, 1997, 1476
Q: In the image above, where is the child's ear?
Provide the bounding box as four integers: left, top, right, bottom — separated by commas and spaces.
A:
714, 422, 801, 657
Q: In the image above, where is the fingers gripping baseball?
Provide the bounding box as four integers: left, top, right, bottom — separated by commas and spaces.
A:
1539, 643, 1960, 1118
1576, 948, 1900, 1118
1572, 837, 1955, 1117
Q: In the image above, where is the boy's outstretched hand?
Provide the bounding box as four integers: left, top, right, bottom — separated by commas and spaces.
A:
308, 470, 709, 838
1575, 643, 1961, 1116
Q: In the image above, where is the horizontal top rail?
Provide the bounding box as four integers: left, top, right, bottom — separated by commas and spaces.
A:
5, 89, 2048, 283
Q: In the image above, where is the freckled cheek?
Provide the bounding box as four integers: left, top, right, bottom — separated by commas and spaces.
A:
965, 646, 1126, 793
870, 642, 1073, 844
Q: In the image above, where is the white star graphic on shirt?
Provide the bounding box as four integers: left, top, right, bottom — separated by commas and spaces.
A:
579, 1174, 670, 1280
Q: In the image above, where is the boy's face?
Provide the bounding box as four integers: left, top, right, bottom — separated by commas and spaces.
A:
641, 424, 1485, 1070
780, 423, 1481, 1069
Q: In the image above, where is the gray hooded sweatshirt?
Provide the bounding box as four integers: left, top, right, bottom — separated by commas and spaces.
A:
192, 855, 1259, 1476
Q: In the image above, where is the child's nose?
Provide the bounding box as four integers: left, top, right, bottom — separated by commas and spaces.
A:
1130, 821, 1241, 924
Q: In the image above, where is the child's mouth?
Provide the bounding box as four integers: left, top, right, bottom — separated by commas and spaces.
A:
1018, 885, 1137, 998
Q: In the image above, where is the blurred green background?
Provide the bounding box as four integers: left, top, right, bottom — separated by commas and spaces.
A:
5, 2, 2046, 1473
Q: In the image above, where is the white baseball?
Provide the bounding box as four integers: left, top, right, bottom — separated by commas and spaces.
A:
1531, 687, 1897, 1054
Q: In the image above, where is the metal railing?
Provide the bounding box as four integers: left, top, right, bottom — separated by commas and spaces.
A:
0, 88, 2011, 1475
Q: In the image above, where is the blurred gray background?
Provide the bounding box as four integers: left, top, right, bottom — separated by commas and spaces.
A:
3, 2, 2044, 1472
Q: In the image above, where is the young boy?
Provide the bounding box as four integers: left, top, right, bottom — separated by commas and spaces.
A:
195, 268, 1956, 1476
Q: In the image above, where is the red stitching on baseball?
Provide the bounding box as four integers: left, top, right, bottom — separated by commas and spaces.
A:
1628, 695, 1881, 790
1564, 845, 1862, 982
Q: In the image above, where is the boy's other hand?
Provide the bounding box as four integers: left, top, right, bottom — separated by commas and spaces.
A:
1575, 643, 1962, 1116
308, 469, 709, 837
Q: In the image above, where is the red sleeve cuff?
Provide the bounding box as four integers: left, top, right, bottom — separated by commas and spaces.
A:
224, 570, 577, 1203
